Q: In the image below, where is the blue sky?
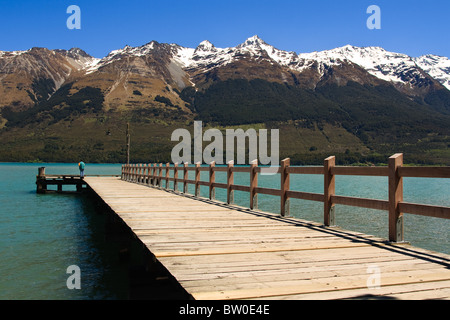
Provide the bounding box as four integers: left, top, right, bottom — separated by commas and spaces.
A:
0, 0, 449, 58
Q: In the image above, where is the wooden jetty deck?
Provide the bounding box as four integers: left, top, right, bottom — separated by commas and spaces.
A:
84, 176, 450, 300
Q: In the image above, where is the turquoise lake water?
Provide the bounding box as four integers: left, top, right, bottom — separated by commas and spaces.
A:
0, 163, 449, 299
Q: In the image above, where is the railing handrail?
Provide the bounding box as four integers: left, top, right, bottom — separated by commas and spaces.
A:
120, 154, 450, 242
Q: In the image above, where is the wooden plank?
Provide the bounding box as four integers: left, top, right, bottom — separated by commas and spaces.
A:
286, 166, 323, 175
158, 245, 449, 268
331, 195, 389, 211
177, 261, 444, 286
332, 166, 388, 177
254, 187, 281, 196
231, 166, 251, 173
286, 190, 323, 202
149, 241, 373, 258
211, 182, 227, 189
191, 269, 450, 299
161, 255, 419, 278
399, 201, 450, 219
231, 184, 250, 192
398, 166, 450, 178
213, 166, 228, 172
254, 280, 450, 300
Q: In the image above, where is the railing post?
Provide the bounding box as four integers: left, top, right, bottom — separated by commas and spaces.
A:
151, 163, 155, 186
324, 156, 336, 226
149, 163, 154, 186
227, 160, 234, 204
209, 161, 215, 200
389, 153, 404, 242
280, 158, 290, 217
195, 162, 201, 197
142, 164, 146, 184
165, 163, 170, 189
183, 162, 189, 193
174, 163, 179, 192
250, 159, 258, 210
158, 163, 163, 187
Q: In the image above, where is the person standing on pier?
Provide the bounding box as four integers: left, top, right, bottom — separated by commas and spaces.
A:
78, 161, 85, 178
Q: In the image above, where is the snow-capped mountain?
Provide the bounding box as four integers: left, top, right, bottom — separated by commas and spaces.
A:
41, 35, 450, 93
1, 35, 449, 112
172, 36, 450, 91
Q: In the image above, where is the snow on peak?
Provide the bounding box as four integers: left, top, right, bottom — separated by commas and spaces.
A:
414, 54, 450, 90
0, 49, 27, 58
196, 40, 215, 52
238, 35, 266, 48
67, 36, 450, 89
298, 45, 423, 83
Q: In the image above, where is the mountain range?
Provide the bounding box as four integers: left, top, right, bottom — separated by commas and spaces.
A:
1, 36, 449, 164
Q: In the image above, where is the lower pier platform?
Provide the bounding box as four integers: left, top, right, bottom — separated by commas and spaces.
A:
36, 173, 86, 193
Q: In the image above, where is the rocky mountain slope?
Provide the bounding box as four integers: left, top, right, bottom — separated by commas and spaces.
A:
0, 36, 449, 164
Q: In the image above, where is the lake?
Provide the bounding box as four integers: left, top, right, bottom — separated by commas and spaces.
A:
0, 162, 448, 299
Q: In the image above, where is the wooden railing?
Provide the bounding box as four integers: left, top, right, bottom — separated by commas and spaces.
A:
121, 153, 450, 242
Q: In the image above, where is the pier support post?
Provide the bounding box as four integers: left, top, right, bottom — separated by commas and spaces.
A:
280, 158, 290, 217
158, 163, 162, 187
149, 164, 154, 185
209, 161, 215, 200
183, 162, 189, 194
250, 159, 258, 209
227, 160, 234, 204
36, 167, 47, 193
195, 163, 200, 197
173, 163, 179, 192
165, 163, 170, 189
389, 153, 404, 242
324, 156, 336, 226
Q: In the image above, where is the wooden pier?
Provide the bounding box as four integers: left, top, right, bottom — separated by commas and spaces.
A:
36, 167, 87, 193
80, 154, 450, 300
